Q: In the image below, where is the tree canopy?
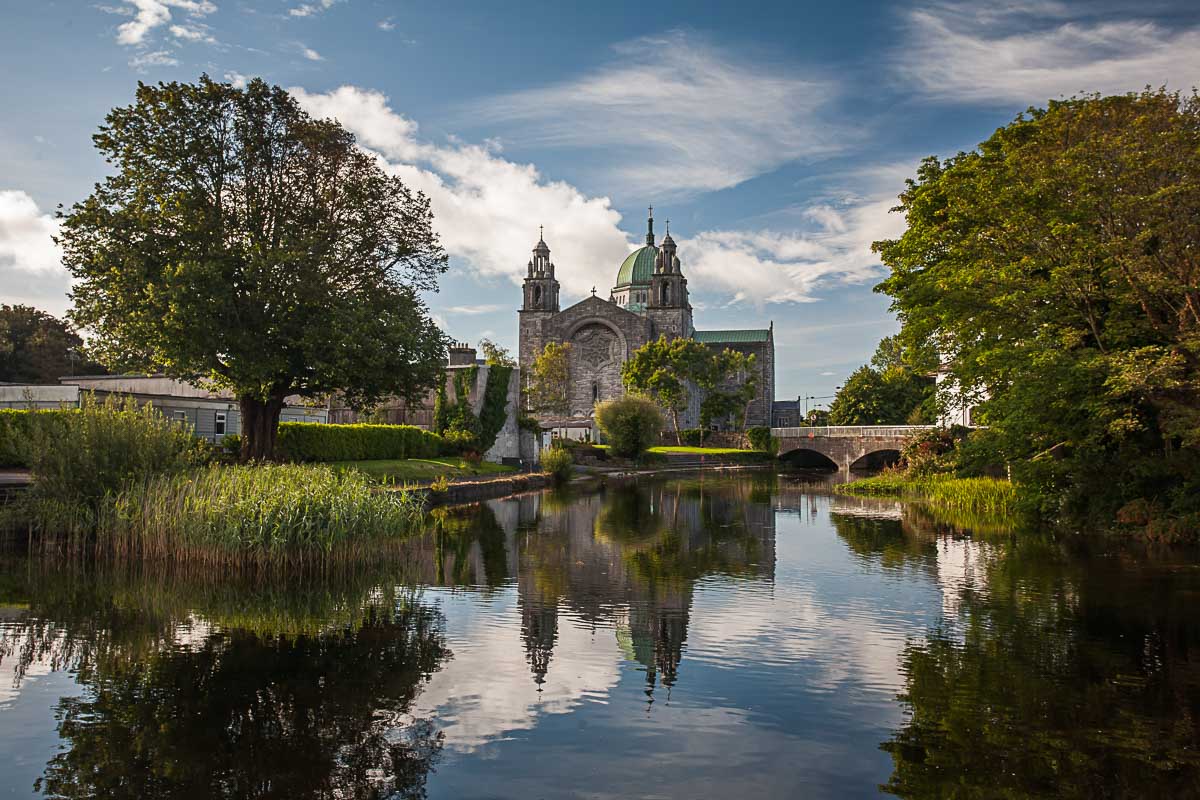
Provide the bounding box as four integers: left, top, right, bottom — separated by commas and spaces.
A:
828, 338, 933, 426
873, 89, 1200, 521
525, 341, 571, 416
0, 305, 105, 383
58, 75, 447, 460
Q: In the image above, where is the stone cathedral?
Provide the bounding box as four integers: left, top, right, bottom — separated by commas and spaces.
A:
518, 209, 775, 428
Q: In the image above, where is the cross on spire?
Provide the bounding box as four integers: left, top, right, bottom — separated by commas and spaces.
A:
539, 224, 544, 241
645, 204, 655, 245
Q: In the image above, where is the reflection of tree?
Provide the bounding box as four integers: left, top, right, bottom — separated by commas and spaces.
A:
881, 538, 1200, 798
829, 512, 939, 575
35, 603, 448, 799
0, 561, 451, 799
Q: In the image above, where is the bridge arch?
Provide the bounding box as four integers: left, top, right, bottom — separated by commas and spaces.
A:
778, 448, 839, 471
848, 448, 902, 472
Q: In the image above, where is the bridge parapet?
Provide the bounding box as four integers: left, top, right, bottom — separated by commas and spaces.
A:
771, 425, 935, 439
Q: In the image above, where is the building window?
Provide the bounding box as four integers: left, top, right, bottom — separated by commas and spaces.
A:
215, 412, 226, 435
173, 410, 189, 426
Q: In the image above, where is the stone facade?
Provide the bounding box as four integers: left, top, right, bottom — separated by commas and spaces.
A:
518, 211, 775, 429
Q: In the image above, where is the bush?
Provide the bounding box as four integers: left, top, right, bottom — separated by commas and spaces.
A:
101, 463, 426, 565
29, 393, 204, 513
676, 428, 704, 446
541, 446, 574, 484
595, 396, 663, 459
440, 429, 479, 455
220, 433, 242, 459
0, 408, 75, 467
277, 422, 443, 462
746, 426, 774, 452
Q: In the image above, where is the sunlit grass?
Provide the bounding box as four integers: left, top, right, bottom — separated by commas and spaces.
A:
331, 457, 515, 485
97, 463, 428, 567
838, 472, 1019, 519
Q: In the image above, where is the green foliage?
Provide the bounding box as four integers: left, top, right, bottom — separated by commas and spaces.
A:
219, 433, 241, 459
518, 415, 542, 434
58, 75, 448, 460
100, 464, 427, 566
440, 429, 479, 455
277, 422, 443, 463
0, 408, 75, 467
595, 396, 663, 459
541, 446, 574, 484
527, 341, 572, 415
873, 89, 1200, 523
622, 335, 708, 440
0, 304, 105, 383
478, 338, 516, 368
432, 378, 449, 435
28, 394, 204, 515
829, 344, 934, 426
838, 473, 1019, 519
746, 426, 775, 452
477, 365, 513, 454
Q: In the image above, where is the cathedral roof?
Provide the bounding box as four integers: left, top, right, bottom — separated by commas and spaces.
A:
694, 329, 772, 344
615, 245, 658, 288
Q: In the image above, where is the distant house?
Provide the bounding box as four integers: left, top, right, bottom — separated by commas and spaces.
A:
934, 365, 985, 427
772, 398, 803, 428
0, 375, 327, 442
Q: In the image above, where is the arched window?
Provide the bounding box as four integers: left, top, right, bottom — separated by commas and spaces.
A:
661, 283, 669, 305
592, 382, 599, 403
532, 285, 542, 305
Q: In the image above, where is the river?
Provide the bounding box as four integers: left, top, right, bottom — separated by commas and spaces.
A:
2, 473, 1199, 798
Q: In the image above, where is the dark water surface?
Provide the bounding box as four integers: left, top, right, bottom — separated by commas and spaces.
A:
3, 473, 1200, 798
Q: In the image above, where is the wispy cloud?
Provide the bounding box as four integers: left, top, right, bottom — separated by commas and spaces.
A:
470, 32, 845, 198
293, 85, 902, 307
105, 0, 216, 46
377, 17, 395, 31
897, 2, 1200, 104
445, 304, 504, 315
289, 0, 341, 18
169, 22, 215, 43
129, 49, 179, 69
300, 45, 323, 61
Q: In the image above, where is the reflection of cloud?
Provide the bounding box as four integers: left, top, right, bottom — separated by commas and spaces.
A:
412, 589, 621, 752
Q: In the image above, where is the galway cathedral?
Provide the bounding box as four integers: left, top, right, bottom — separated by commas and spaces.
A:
518, 209, 775, 428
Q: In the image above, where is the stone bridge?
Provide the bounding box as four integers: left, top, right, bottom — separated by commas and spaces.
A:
772, 426, 934, 472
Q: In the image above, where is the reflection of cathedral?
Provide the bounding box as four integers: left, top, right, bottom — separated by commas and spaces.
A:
425, 479, 777, 697
518, 210, 776, 427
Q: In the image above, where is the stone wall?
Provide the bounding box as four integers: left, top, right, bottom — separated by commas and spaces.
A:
483, 367, 522, 463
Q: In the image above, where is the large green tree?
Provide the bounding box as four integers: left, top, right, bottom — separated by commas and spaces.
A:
0, 305, 104, 383
525, 341, 571, 416
621, 335, 709, 443
873, 89, 1200, 520
828, 338, 933, 426
58, 76, 447, 461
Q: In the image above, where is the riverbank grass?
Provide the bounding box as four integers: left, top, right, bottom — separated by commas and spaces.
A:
838, 473, 1019, 518
331, 457, 515, 485
100, 463, 426, 566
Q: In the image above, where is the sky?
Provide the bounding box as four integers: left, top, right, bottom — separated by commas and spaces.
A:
2, 0, 1198, 402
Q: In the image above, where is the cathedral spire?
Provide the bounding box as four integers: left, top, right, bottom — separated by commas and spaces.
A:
645, 205, 655, 246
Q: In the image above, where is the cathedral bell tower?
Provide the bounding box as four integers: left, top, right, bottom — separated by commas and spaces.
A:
519, 227, 561, 381
647, 216, 692, 339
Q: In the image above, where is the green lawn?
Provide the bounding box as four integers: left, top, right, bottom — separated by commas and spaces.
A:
331, 458, 516, 485
595, 444, 758, 455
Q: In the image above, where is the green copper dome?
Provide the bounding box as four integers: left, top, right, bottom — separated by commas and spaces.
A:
615, 245, 658, 288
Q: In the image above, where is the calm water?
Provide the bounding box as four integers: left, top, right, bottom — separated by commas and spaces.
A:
3, 473, 1200, 798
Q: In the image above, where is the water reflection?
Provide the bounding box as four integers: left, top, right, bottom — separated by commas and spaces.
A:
1, 474, 1199, 798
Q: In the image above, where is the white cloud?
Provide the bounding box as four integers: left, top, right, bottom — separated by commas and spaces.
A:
301, 45, 323, 61
169, 23, 215, 43
289, 0, 340, 18
129, 49, 179, 69
445, 304, 504, 315
107, 0, 216, 46
377, 18, 395, 31
0, 190, 71, 317
471, 32, 844, 198
898, 3, 1200, 104
223, 71, 249, 89
294, 84, 902, 307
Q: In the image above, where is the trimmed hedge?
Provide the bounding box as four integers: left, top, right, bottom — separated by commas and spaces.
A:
277, 421, 445, 462
0, 409, 76, 468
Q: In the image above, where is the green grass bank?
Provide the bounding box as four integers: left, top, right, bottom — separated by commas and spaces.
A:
836, 473, 1019, 520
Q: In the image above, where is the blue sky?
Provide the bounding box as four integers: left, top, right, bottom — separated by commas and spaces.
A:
2, 0, 1198, 401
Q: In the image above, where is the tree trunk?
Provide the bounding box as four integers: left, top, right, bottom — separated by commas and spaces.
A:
671, 408, 682, 446
239, 392, 286, 463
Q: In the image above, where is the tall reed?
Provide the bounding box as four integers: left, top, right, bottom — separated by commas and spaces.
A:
98, 463, 428, 567
838, 472, 1019, 519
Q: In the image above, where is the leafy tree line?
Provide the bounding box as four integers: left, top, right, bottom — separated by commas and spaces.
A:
58, 76, 447, 461
873, 89, 1200, 525
827, 336, 935, 426
0, 305, 106, 383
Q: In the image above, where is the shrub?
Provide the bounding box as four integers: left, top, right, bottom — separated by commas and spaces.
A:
441, 429, 479, 455
746, 426, 773, 452
517, 416, 542, 434
29, 393, 204, 513
220, 433, 242, 459
677, 428, 704, 447
0, 408, 75, 468
277, 422, 443, 462
100, 463, 426, 565
541, 446, 574, 484
595, 396, 663, 459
